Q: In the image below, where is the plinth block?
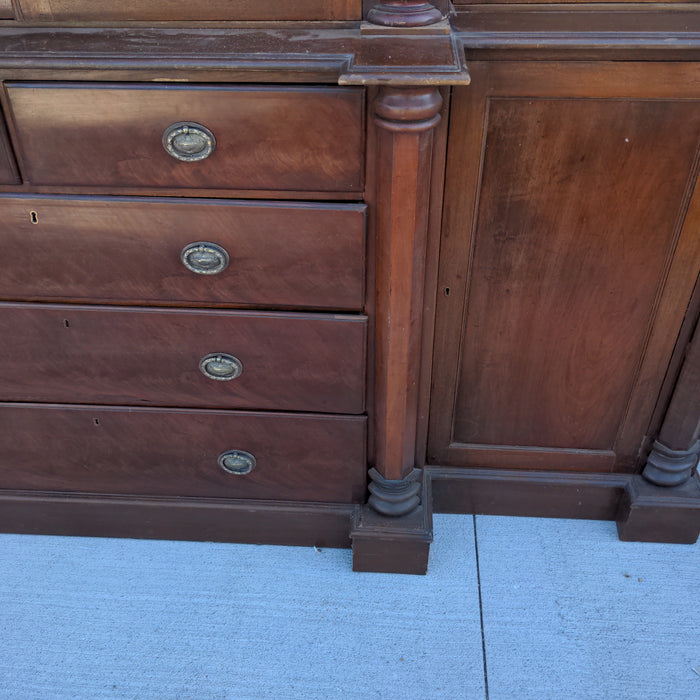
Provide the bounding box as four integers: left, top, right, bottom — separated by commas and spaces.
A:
617, 473, 700, 544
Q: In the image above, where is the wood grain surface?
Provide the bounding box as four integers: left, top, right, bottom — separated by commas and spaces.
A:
0, 403, 367, 503
0, 303, 367, 413
7, 84, 364, 192
429, 62, 700, 472
0, 196, 366, 310
16, 0, 361, 21
454, 97, 700, 450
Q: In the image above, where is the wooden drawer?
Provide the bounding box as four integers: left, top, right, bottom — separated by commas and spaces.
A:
14, 0, 361, 21
6, 83, 364, 192
0, 304, 366, 414
0, 196, 366, 311
0, 403, 367, 503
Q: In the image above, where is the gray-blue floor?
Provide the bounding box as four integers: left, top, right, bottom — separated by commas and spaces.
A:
0, 514, 698, 699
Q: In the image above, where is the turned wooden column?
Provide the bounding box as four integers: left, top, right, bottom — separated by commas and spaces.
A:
369, 86, 442, 515
367, 1, 443, 27
643, 322, 700, 486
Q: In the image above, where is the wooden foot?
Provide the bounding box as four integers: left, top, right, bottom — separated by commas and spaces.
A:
617, 473, 700, 544
351, 470, 432, 574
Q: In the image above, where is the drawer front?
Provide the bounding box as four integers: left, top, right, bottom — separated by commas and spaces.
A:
0, 196, 366, 310
7, 84, 364, 192
0, 304, 366, 414
0, 404, 367, 503
15, 0, 361, 21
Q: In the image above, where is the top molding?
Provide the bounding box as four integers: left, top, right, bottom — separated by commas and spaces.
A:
0, 26, 470, 86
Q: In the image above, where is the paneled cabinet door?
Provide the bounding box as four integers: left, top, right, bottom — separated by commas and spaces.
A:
428, 62, 700, 473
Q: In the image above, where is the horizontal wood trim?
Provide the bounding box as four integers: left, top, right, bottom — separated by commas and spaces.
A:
15, 0, 362, 21
0, 185, 362, 201
435, 445, 618, 471
429, 466, 629, 520
483, 62, 700, 99
456, 1, 684, 4
0, 27, 466, 86
455, 4, 700, 30
0, 490, 357, 548
456, 9, 700, 58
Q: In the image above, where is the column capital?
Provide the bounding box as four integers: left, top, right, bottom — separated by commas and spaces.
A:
374, 86, 443, 131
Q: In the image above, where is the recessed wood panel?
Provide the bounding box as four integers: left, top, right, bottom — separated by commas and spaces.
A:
0, 303, 367, 414
0, 0, 13, 18
454, 98, 700, 450
429, 67, 700, 472
7, 83, 364, 192
16, 0, 361, 21
0, 403, 367, 503
0, 196, 365, 310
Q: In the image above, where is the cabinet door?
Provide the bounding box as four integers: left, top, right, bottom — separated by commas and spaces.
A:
428, 62, 700, 473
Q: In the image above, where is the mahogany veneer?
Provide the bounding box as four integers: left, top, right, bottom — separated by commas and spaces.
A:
7, 84, 365, 192
14, 0, 362, 21
0, 303, 367, 413
0, 196, 366, 310
0, 403, 367, 502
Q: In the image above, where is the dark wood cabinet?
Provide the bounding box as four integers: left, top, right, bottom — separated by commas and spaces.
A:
429, 62, 700, 474
0, 2, 698, 572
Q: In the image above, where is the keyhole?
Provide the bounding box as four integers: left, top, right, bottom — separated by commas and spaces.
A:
94, 418, 100, 426
444, 287, 451, 297
30, 211, 38, 224
64, 319, 70, 328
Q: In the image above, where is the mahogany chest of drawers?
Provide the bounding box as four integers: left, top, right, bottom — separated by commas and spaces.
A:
0, 1, 698, 573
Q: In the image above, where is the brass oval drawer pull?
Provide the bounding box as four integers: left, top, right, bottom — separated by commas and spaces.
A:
218, 450, 256, 476
199, 353, 243, 381
163, 122, 216, 162
181, 242, 230, 275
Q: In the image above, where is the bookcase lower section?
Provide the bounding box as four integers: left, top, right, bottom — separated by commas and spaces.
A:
2, 467, 697, 575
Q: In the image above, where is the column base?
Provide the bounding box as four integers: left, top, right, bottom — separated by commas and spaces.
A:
351, 470, 433, 574
366, 2, 443, 28
616, 473, 700, 544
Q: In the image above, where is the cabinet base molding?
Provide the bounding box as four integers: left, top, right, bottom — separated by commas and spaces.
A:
428, 466, 700, 545
428, 466, 628, 520
1, 468, 697, 574
617, 474, 700, 545
351, 471, 433, 574
0, 491, 356, 549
